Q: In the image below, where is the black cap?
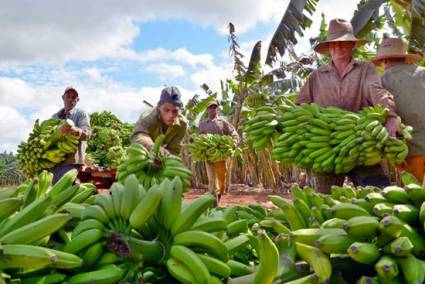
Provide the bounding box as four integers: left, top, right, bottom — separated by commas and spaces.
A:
159, 87, 183, 107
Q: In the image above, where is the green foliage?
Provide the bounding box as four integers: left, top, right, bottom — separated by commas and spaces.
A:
0, 152, 25, 186
87, 111, 133, 167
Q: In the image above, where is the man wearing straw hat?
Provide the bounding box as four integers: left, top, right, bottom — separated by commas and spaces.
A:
296, 19, 399, 193
371, 38, 425, 182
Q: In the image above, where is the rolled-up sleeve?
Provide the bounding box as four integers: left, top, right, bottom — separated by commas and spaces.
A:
131, 113, 155, 147
364, 62, 397, 117
77, 111, 91, 141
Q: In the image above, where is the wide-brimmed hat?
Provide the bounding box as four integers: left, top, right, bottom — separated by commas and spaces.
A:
371, 38, 422, 65
314, 19, 368, 55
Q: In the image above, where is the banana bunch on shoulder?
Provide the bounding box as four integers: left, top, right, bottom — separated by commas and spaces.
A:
190, 134, 236, 163
242, 106, 279, 150
272, 100, 412, 174
17, 118, 80, 177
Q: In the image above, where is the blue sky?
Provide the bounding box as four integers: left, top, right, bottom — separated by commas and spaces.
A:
0, 0, 359, 152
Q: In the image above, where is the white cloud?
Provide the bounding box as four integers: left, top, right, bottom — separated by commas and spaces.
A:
0, 0, 286, 63
191, 63, 233, 92
145, 63, 186, 80
294, 1, 361, 53
0, 77, 36, 108
0, 106, 31, 152
83, 68, 104, 82
136, 48, 215, 68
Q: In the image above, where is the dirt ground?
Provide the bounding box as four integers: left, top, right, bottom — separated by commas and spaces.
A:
98, 184, 292, 208
184, 184, 291, 207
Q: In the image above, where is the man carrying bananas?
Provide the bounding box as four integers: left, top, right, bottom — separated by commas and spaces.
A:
371, 38, 425, 182
296, 19, 399, 193
132, 87, 187, 155
197, 100, 239, 203
52, 87, 91, 184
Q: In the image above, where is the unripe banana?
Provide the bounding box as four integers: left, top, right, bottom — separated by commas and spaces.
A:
0, 213, 72, 245
173, 230, 229, 262
296, 242, 332, 283
170, 245, 211, 284
67, 264, 125, 284
347, 242, 380, 264
253, 230, 279, 284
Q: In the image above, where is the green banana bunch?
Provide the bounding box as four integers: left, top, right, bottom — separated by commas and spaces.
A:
116, 137, 192, 190
62, 175, 235, 283
190, 134, 237, 162
271, 100, 412, 174
242, 105, 279, 150
10, 162, 425, 284
17, 118, 80, 177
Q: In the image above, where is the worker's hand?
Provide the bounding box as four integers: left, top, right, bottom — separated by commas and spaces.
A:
385, 116, 401, 137
159, 146, 170, 156
144, 141, 155, 151
61, 126, 81, 137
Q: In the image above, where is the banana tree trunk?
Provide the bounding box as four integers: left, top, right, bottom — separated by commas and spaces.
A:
232, 86, 247, 130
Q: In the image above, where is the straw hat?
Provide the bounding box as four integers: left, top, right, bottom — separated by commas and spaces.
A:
371, 38, 422, 65
314, 19, 368, 55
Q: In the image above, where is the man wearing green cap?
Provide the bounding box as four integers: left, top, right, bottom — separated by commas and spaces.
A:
132, 86, 188, 155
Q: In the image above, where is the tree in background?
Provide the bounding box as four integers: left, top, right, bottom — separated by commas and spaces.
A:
0, 152, 25, 186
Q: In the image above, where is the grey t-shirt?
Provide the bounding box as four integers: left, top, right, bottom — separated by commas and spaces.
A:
382, 62, 425, 157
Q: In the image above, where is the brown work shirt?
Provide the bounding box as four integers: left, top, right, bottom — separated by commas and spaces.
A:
197, 117, 239, 143
296, 60, 396, 116
382, 62, 425, 157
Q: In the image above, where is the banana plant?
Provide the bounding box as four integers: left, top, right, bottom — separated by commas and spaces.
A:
266, 0, 320, 66
350, 0, 425, 56
0, 152, 25, 186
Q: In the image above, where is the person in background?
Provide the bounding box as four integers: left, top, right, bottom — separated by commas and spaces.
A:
371, 38, 425, 182
296, 19, 399, 193
52, 87, 91, 184
197, 100, 239, 204
132, 86, 187, 155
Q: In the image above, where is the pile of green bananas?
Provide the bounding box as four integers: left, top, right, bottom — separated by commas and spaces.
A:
242, 106, 279, 150
0, 169, 100, 283
190, 134, 236, 162
17, 118, 80, 177
272, 100, 412, 173
116, 137, 192, 190
256, 171, 425, 283
40, 174, 279, 283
